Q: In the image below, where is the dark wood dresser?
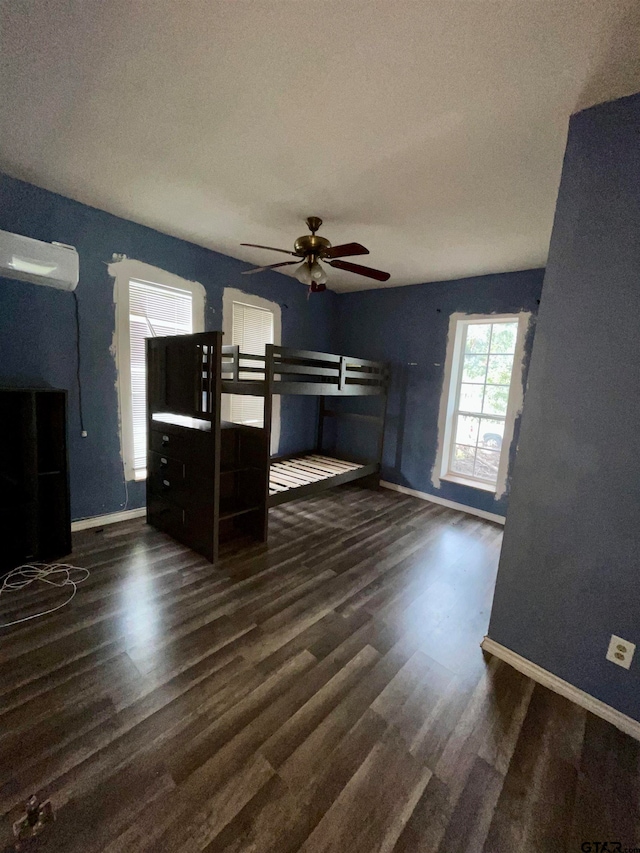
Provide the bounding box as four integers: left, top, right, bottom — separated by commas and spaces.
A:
147, 414, 217, 559
146, 332, 267, 562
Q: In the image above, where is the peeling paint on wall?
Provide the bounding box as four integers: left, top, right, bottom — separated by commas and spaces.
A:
334, 269, 544, 517
431, 310, 532, 500
108, 257, 206, 481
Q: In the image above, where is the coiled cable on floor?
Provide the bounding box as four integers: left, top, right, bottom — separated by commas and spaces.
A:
0, 563, 90, 629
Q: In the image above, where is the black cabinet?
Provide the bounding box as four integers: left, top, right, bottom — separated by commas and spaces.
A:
0, 389, 71, 572
147, 418, 216, 560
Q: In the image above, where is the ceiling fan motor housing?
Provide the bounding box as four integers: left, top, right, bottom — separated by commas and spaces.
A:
294, 234, 331, 258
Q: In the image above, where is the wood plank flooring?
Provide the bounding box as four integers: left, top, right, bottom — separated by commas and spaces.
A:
0, 485, 638, 852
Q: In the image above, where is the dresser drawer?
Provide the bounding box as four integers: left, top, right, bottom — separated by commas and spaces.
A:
147, 494, 214, 560
147, 468, 213, 512
148, 450, 214, 500
148, 451, 185, 482
147, 493, 184, 539
149, 425, 214, 471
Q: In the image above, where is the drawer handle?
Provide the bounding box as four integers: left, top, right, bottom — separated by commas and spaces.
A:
162, 479, 171, 488
160, 457, 168, 469
162, 435, 170, 446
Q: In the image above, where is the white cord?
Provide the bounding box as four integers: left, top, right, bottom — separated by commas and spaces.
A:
0, 563, 90, 629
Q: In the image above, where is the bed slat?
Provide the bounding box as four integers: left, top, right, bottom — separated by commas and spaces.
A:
269, 453, 366, 500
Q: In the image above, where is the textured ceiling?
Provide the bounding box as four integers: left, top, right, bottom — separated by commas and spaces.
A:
1, 0, 639, 292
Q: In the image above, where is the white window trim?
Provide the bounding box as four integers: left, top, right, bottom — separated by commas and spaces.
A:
110, 258, 206, 481
221, 287, 281, 455
432, 312, 531, 499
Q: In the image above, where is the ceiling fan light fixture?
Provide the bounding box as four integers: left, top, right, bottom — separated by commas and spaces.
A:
294, 262, 313, 285
309, 260, 327, 284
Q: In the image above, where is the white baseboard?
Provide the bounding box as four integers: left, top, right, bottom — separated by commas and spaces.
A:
72, 507, 146, 532
481, 636, 640, 742
380, 480, 506, 525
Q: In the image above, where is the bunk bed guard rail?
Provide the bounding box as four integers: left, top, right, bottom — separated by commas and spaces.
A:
221, 345, 388, 396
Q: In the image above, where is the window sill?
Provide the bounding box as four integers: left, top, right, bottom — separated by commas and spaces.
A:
440, 474, 496, 493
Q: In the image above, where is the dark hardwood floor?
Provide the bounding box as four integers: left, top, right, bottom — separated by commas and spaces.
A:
1, 485, 638, 852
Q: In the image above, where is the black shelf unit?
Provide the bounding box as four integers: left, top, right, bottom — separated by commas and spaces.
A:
0, 389, 71, 572
218, 423, 265, 537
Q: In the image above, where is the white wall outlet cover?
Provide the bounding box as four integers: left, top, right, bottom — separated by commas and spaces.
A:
606, 634, 636, 670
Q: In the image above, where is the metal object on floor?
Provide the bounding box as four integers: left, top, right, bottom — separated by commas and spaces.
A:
13, 796, 55, 846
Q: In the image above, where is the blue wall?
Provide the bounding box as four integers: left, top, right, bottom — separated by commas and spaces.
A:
487, 93, 640, 722
335, 269, 544, 516
0, 172, 544, 525
0, 174, 337, 521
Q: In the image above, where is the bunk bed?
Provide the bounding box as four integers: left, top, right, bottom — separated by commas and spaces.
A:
146, 333, 388, 562
221, 344, 388, 508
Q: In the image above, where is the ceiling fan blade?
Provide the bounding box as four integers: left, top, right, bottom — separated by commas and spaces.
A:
323, 242, 369, 259
327, 259, 390, 282
241, 261, 301, 275
240, 243, 298, 256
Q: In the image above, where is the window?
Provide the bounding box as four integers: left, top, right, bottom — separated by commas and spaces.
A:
221, 288, 281, 454
230, 301, 274, 427
435, 314, 529, 495
111, 259, 205, 481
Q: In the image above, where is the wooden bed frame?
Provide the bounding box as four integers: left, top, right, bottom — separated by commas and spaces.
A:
222, 343, 388, 508
146, 333, 388, 561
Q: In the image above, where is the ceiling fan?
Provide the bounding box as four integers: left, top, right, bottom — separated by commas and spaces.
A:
240, 217, 390, 292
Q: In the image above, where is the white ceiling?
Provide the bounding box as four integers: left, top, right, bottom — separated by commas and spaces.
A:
1, 1, 639, 292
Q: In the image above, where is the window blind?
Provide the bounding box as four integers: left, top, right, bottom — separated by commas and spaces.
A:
129, 279, 193, 473
446, 319, 518, 486
230, 301, 274, 427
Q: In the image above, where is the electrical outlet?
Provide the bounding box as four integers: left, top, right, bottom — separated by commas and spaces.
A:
606, 634, 635, 670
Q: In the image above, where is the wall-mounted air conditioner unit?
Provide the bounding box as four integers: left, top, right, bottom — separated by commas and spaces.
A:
0, 229, 79, 291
